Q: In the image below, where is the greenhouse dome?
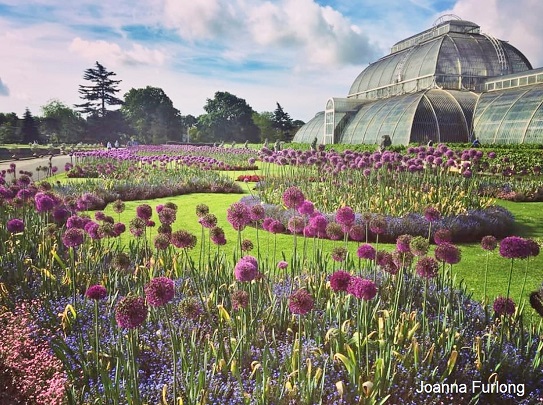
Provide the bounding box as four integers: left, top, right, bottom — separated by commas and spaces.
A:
294, 15, 543, 145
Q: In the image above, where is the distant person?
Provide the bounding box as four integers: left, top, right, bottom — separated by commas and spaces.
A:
472, 138, 481, 147
379, 135, 392, 151
114, 140, 119, 149
427, 140, 434, 147
106, 142, 112, 150
311, 137, 318, 151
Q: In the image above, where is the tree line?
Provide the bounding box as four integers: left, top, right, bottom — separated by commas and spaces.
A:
0, 62, 304, 146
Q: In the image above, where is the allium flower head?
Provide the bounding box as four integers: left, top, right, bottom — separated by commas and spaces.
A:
199, 213, 218, 229
282, 186, 305, 209
145, 277, 175, 307
269, 220, 285, 234
357, 243, 376, 260
349, 224, 365, 242
287, 216, 305, 234
112, 252, 132, 272
171, 230, 197, 249
481, 235, 498, 251
62, 228, 85, 248
85, 285, 107, 300
179, 297, 202, 320
158, 207, 177, 225
526, 239, 540, 257
227, 202, 251, 231
329, 270, 351, 292
195, 203, 209, 217
277, 260, 288, 270
112, 199, 126, 214
298, 200, 314, 216
434, 242, 461, 264
234, 256, 259, 282
369, 215, 387, 235
136, 204, 153, 221
288, 289, 314, 315
241, 238, 254, 252
347, 277, 377, 300
415, 256, 439, 279
499, 236, 532, 259
115, 296, 148, 329
423, 206, 441, 222
392, 249, 414, 269
231, 290, 249, 310
396, 234, 412, 253
153, 233, 171, 250
331, 246, 348, 262
326, 222, 344, 240
7, 218, 24, 233
35, 192, 56, 212
433, 228, 452, 245
410, 236, 429, 256
335, 206, 355, 226
493, 296, 516, 316
129, 217, 146, 237
250, 204, 265, 221
210, 226, 226, 245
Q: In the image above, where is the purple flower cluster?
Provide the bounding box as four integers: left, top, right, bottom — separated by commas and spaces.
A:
145, 277, 175, 307
288, 289, 314, 315
434, 242, 461, 264
115, 296, 148, 329
357, 243, 376, 260
499, 236, 538, 259
329, 270, 351, 292
85, 285, 107, 300
415, 256, 439, 279
234, 256, 259, 282
282, 186, 305, 209
347, 277, 377, 300
493, 296, 516, 316
227, 202, 251, 231
7, 218, 24, 233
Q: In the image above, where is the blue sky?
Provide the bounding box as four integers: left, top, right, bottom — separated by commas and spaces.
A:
0, 0, 541, 122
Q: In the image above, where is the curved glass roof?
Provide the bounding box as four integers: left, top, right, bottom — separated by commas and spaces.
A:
348, 25, 532, 99
293, 112, 324, 143
473, 84, 543, 144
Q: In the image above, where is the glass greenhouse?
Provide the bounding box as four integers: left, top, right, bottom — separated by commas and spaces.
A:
294, 16, 543, 145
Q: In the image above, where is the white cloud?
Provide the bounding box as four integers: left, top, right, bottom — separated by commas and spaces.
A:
69, 37, 166, 67
0, 78, 9, 96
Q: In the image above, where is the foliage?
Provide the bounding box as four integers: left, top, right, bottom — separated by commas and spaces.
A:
40, 100, 86, 144
198, 91, 261, 143
20, 108, 41, 144
122, 86, 184, 144
0, 112, 20, 143
272, 102, 294, 142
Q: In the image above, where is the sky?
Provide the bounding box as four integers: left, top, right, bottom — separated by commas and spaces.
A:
0, 0, 542, 123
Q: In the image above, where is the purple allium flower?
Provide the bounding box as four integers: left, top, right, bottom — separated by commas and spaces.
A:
85, 285, 107, 300
326, 222, 344, 240
171, 230, 197, 249
331, 246, 348, 262
347, 277, 377, 300
410, 236, 429, 257
155, 204, 164, 213
179, 297, 202, 320
145, 277, 175, 307
269, 220, 285, 234
52, 206, 70, 224
262, 217, 274, 231
298, 200, 315, 216
348, 224, 365, 242
329, 270, 351, 292
199, 213, 218, 229
7, 218, 24, 233
210, 226, 226, 245
158, 207, 176, 225
112, 252, 132, 273
231, 290, 249, 310
433, 228, 452, 245
499, 236, 532, 259
287, 216, 305, 234
481, 235, 498, 251
277, 260, 288, 270
335, 206, 355, 226
434, 242, 461, 264
396, 234, 412, 253
62, 228, 85, 248
84, 221, 101, 240
493, 296, 516, 316
112, 199, 125, 214
153, 233, 171, 250
129, 217, 146, 237
114, 222, 126, 235
249, 204, 265, 221
136, 204, 153, 221
282, 186, 305, 209
115, 296, 148, 329
227, 202, 251, 231
95, 211, 106, 221
423, 206, 441, 222
241, 238, 254, 252
195, 203, 209, 217
369, 215, 387, 235
357, 243, 376, 260
288, 289, 314, 315
234, 256, 259, 282
415, 256, 439, 279
35, 192, 56, 212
